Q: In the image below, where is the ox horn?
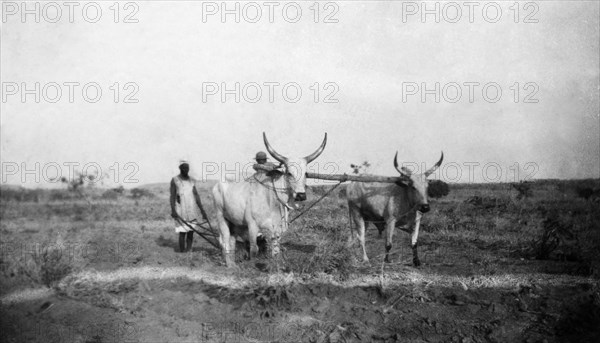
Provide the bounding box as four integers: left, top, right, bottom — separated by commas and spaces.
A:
263, 132, 287, 163
424, 151, 444, 177
394, 151, 410, 179
304, 133, 328, 163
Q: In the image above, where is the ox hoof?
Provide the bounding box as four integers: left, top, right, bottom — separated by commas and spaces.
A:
226, 263, 240, 270
224, 254, 237, 268
249, 247, 259, 260
413, 259, 421, 267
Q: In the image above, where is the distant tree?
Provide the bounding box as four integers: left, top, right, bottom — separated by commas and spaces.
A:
112, 185, 125, 194
350, 161, 371, 174
428, 180, 450, 198
58, 174, 84, 191
56, 170, 94, 206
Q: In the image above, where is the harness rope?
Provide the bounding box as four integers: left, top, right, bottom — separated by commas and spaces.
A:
271, 177, 289, 234
251, 174, 290, 207
290, 180, 346, 223
251, 173, 290, 237
252, 171, 348, 224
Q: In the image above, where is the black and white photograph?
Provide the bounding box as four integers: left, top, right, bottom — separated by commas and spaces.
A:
1, 0, 599, 342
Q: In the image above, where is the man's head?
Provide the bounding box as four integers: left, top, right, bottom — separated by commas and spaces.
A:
179, 162, 190, 177
255, 151, 268, 165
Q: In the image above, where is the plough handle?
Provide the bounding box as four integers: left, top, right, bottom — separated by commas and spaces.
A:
175, 216, 221, 250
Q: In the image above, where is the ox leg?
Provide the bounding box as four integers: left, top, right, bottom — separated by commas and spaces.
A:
385, 219, 396, 263
349, 206, 368, 262
247, 222, 259, 260
357, 219, 369, 263
347, 207, 357, 247
358, 219, 369, 263
229, 235, 237, 265
412, 212, 422, 267
217, 218, 236, 268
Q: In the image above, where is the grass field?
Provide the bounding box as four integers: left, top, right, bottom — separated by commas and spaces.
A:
1, 179, 599, 342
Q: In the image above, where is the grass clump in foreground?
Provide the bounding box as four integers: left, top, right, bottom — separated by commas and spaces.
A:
1, 236, 74, 290
283, 223, 358, 281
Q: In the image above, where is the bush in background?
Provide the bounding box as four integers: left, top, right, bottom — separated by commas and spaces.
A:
576, 186, 600, 201
512, 181, 533, 200
101, 186, 125, 200
129, 188, 155, 199
428, 180, 450, 198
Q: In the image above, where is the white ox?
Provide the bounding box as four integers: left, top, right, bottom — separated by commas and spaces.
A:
212, 132, 327, 267
346, 152, 443, 266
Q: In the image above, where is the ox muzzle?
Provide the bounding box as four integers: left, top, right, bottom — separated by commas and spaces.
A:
419, 204, 430, 213
295, 193, 307, 201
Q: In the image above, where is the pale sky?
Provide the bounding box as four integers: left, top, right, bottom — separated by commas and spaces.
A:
1, 1, 599, 187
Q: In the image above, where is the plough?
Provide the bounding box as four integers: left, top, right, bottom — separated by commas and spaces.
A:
174, 212, 221, 250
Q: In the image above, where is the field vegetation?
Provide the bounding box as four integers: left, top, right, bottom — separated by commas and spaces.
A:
1, 179, 599, 342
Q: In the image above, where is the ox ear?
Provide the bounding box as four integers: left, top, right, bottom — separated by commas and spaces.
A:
395, 179, 410, 188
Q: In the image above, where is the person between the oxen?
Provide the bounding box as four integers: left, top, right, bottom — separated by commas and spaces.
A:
251, 151, 279, 251
253, 151, 280, 177
170, 160, 207, 253
253, 151, 278, 172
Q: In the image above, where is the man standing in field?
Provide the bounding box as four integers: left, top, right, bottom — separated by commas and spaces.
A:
170, 160, 207, 253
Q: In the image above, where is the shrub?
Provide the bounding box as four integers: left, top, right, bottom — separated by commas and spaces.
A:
112, 185, 125, 194
4, 242, 74, 287
428, 180, 450, 198
289, 233, 356, 280
0, 187, 46, 202
49, 189, 78, 201
101, 189, 122, 200
576, 187, 595, 200
512, 181, 533, 200
350, 161, 371, 174
34, 248, 73, 286
129, 188, 154, 199
535, 215, 575, 260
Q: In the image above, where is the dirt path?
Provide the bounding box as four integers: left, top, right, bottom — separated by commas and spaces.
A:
2, 264, 598, 343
